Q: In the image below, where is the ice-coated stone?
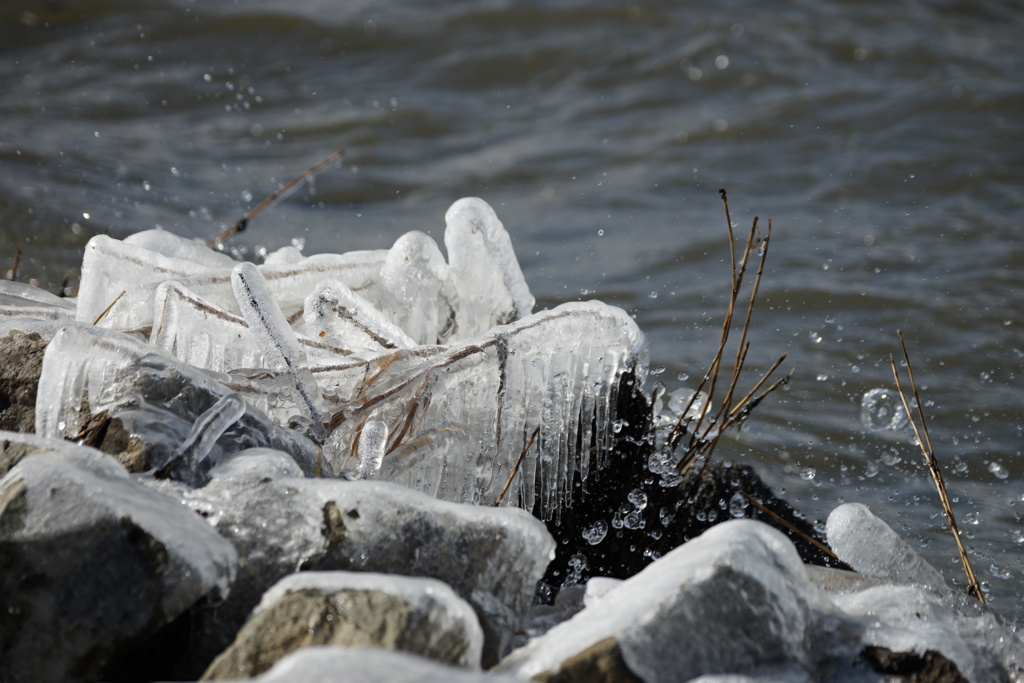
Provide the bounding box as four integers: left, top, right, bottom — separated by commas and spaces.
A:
496, 520, 860, 683
0, 280, 75, 320
825, 503, 949, 595
202, 571, 483, 678
325, 300, 647, 521
825, 503, 1024, 681
0, 447, 237, 683
444, 197, 535, 338
185, 472, 554, 670
380, 230, 460, 344
35, 322, 325, 478
208, 646, 525, 683
303, 278, 415, 354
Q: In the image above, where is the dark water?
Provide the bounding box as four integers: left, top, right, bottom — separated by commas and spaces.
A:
3, 0, 1023, 616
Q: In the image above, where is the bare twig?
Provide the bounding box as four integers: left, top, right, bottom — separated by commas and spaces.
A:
209, 148, 346, 248
890, 331, 984, 603
8, 247, 21, 281
92, 290, 126, 325
492, 426, 541, 507
741, 491, 840, 562
668, 194, 787, 477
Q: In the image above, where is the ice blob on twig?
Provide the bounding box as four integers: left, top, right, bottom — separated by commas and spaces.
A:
232, 262, 327, 443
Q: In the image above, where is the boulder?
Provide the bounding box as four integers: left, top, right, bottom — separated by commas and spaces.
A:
206, 646, 526, 683
496, 519, 862, 682
0, 446, 237, 683
202, 571, 483, 679
177, 452, 554, 672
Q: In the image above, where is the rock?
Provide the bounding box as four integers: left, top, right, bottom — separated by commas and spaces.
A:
203, 646, 526, 683
0, 329, 48, 434
496, 519, 863, 683
202, 571, 483, 679
176, 455, 554, 673
0, 446, 237, 683
861, 645, 967, 683
34, 321, 326, 479
825, 503, 1024, 683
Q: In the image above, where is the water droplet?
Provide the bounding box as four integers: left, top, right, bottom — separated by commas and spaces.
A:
627, 489, 648, 510
623, 511, 645, 530
597, 228, 605, 236
241, 190, 253, 202
799, 467, 816, 481
582, 519, 608, 545
988, 461, 1009, 480
860, 388, 909, 431
729, 492, 748, 518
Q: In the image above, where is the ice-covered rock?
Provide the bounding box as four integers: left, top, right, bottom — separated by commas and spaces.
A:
0, 445, 237, 683
35, 322, 325, 478
202, 571, 483, 679
826, 502, 950, 596
208, 646, 525, 683
183, 466, 554, 670
826, 503, 1024, 681
496, 520, 862, 683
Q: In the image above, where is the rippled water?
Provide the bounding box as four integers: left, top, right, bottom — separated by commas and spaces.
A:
2, 0, 1023, 616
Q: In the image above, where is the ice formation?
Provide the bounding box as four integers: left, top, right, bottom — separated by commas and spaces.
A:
37, 197, 645, 519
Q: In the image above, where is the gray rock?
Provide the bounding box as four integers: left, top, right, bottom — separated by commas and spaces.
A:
201, 646, 526, 683
202, 571, 483, 679
0, 446, 237, 683
496, 519, 862, 683
182, 454, 554, 672
0, 329, 48, 435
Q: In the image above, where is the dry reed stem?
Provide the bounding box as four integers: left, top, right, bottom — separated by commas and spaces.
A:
8, 247, 21, 281
889, 330, 985, 603
91, 290, 126, 325
740, 491, 840, 563
492, 426, 541, 507
209, 149, 346, 248
669, 191, 788, 476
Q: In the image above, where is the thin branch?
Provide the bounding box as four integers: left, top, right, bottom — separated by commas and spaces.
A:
890, 332, 984, 603
8, 247, 21, 281
492, 426, 540, 507
209, 149, 346, 248
92, 290, 126, 325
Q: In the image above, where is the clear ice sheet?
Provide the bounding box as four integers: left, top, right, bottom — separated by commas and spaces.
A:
325, 300, 647, 520
151, 280, 349, 374
303, 278, 415, 354
77, 234, 221, 330
0, 281, 76, 320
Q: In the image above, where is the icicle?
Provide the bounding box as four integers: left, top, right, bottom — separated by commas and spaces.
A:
231, 262, 327, 442
174, 392, 248, 469
355, 419, 388, 479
